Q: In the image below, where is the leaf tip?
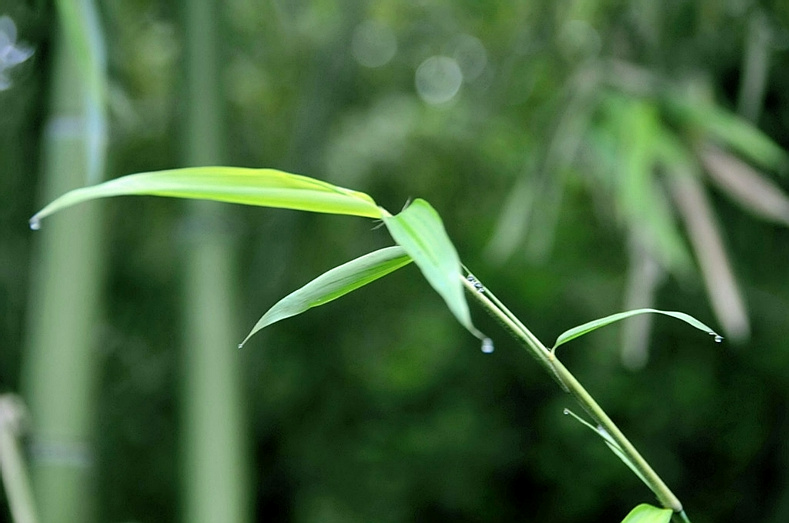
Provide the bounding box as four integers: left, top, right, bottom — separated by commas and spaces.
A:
238, 331, 257, 349
29, 216, 41, 230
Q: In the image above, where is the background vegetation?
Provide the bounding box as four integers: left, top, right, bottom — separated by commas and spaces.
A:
2, 0, 788, 521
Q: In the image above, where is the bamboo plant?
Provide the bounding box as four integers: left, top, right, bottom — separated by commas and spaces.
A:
30, 166, 726, 523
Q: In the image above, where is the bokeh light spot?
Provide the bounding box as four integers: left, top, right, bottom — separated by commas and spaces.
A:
415, 56, 462, 105
451, 34, 487, 82
352, 20, 397, 68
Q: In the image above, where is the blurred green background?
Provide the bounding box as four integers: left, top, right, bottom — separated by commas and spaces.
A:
2, 1, 789, 522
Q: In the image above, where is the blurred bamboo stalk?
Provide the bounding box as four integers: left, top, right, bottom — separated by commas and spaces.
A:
180, 1, 250, 522
23, 1, 108, 520
0, 396, 39, 523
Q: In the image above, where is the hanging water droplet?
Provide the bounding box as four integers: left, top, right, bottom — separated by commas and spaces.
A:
714, 335, 723, 343
29, 217, 41, 230
562, 408, 570, 415
480, 338, 494, 353
237, 343, 244, 349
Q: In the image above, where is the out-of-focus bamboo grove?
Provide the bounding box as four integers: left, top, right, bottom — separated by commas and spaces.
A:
2, 1, 789, 521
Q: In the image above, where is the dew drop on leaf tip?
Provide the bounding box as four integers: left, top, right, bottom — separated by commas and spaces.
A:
709, 332, 724, 343
29, 217, 41, 230
481, 338, 494, 353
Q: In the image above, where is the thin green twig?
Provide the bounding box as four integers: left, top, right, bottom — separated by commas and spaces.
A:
460, 272, 685, 514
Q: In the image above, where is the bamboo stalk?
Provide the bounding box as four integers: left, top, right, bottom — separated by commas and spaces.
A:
0, 395, 39, 523
23, 3, 107, 519
180, 1, 250, 522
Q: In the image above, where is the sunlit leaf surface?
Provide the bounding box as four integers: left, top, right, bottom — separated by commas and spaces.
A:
30, 167, 382, 228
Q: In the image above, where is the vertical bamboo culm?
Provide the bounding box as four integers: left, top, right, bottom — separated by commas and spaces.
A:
23, 7, 107, 521
180, 1, 250, 522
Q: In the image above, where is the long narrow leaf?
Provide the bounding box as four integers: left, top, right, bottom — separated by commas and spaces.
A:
239, 246, 412, 347
663, 93, 787, 172
670, 175, 750, 341
553, 308, 721, 352
383, 199, 484, 340
30, 167, 382, 228
621, 504, 673, 523
700, 144, 789, 226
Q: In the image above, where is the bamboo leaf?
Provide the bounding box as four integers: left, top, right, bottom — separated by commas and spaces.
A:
553, 308, 721, 352
383, 199, 484, 340
239, 246, 412, 347
663, 93, 787, 172
670, 175, 751, 341
604, 94, 692, 274
30, 167, 382, 228
621, 504, 673, 523
700, 144, 789, 227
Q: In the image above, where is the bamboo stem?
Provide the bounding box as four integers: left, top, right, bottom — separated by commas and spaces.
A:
0, 396, 39, 523
24, 5, 107, 519
461, 274, 685, 514
180, 1, 250, 521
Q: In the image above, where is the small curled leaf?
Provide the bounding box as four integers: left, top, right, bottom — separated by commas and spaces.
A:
552, 308, 721, 356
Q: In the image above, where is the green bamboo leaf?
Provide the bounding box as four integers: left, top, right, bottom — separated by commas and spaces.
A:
663, 93, 787, 172
606, 95, 692, 274
553, 308, 721, 353
239, 246, 412, 347
621, 504, 673, 523
30, 167, 382, 228
383, 199, 485, 340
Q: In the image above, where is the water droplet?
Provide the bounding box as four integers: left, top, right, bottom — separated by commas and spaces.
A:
29, 217, 41, 230
466, 274, 484, 293
481, 338, 494, 354
714, 335, 723, 343
562, 408, 570, 415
